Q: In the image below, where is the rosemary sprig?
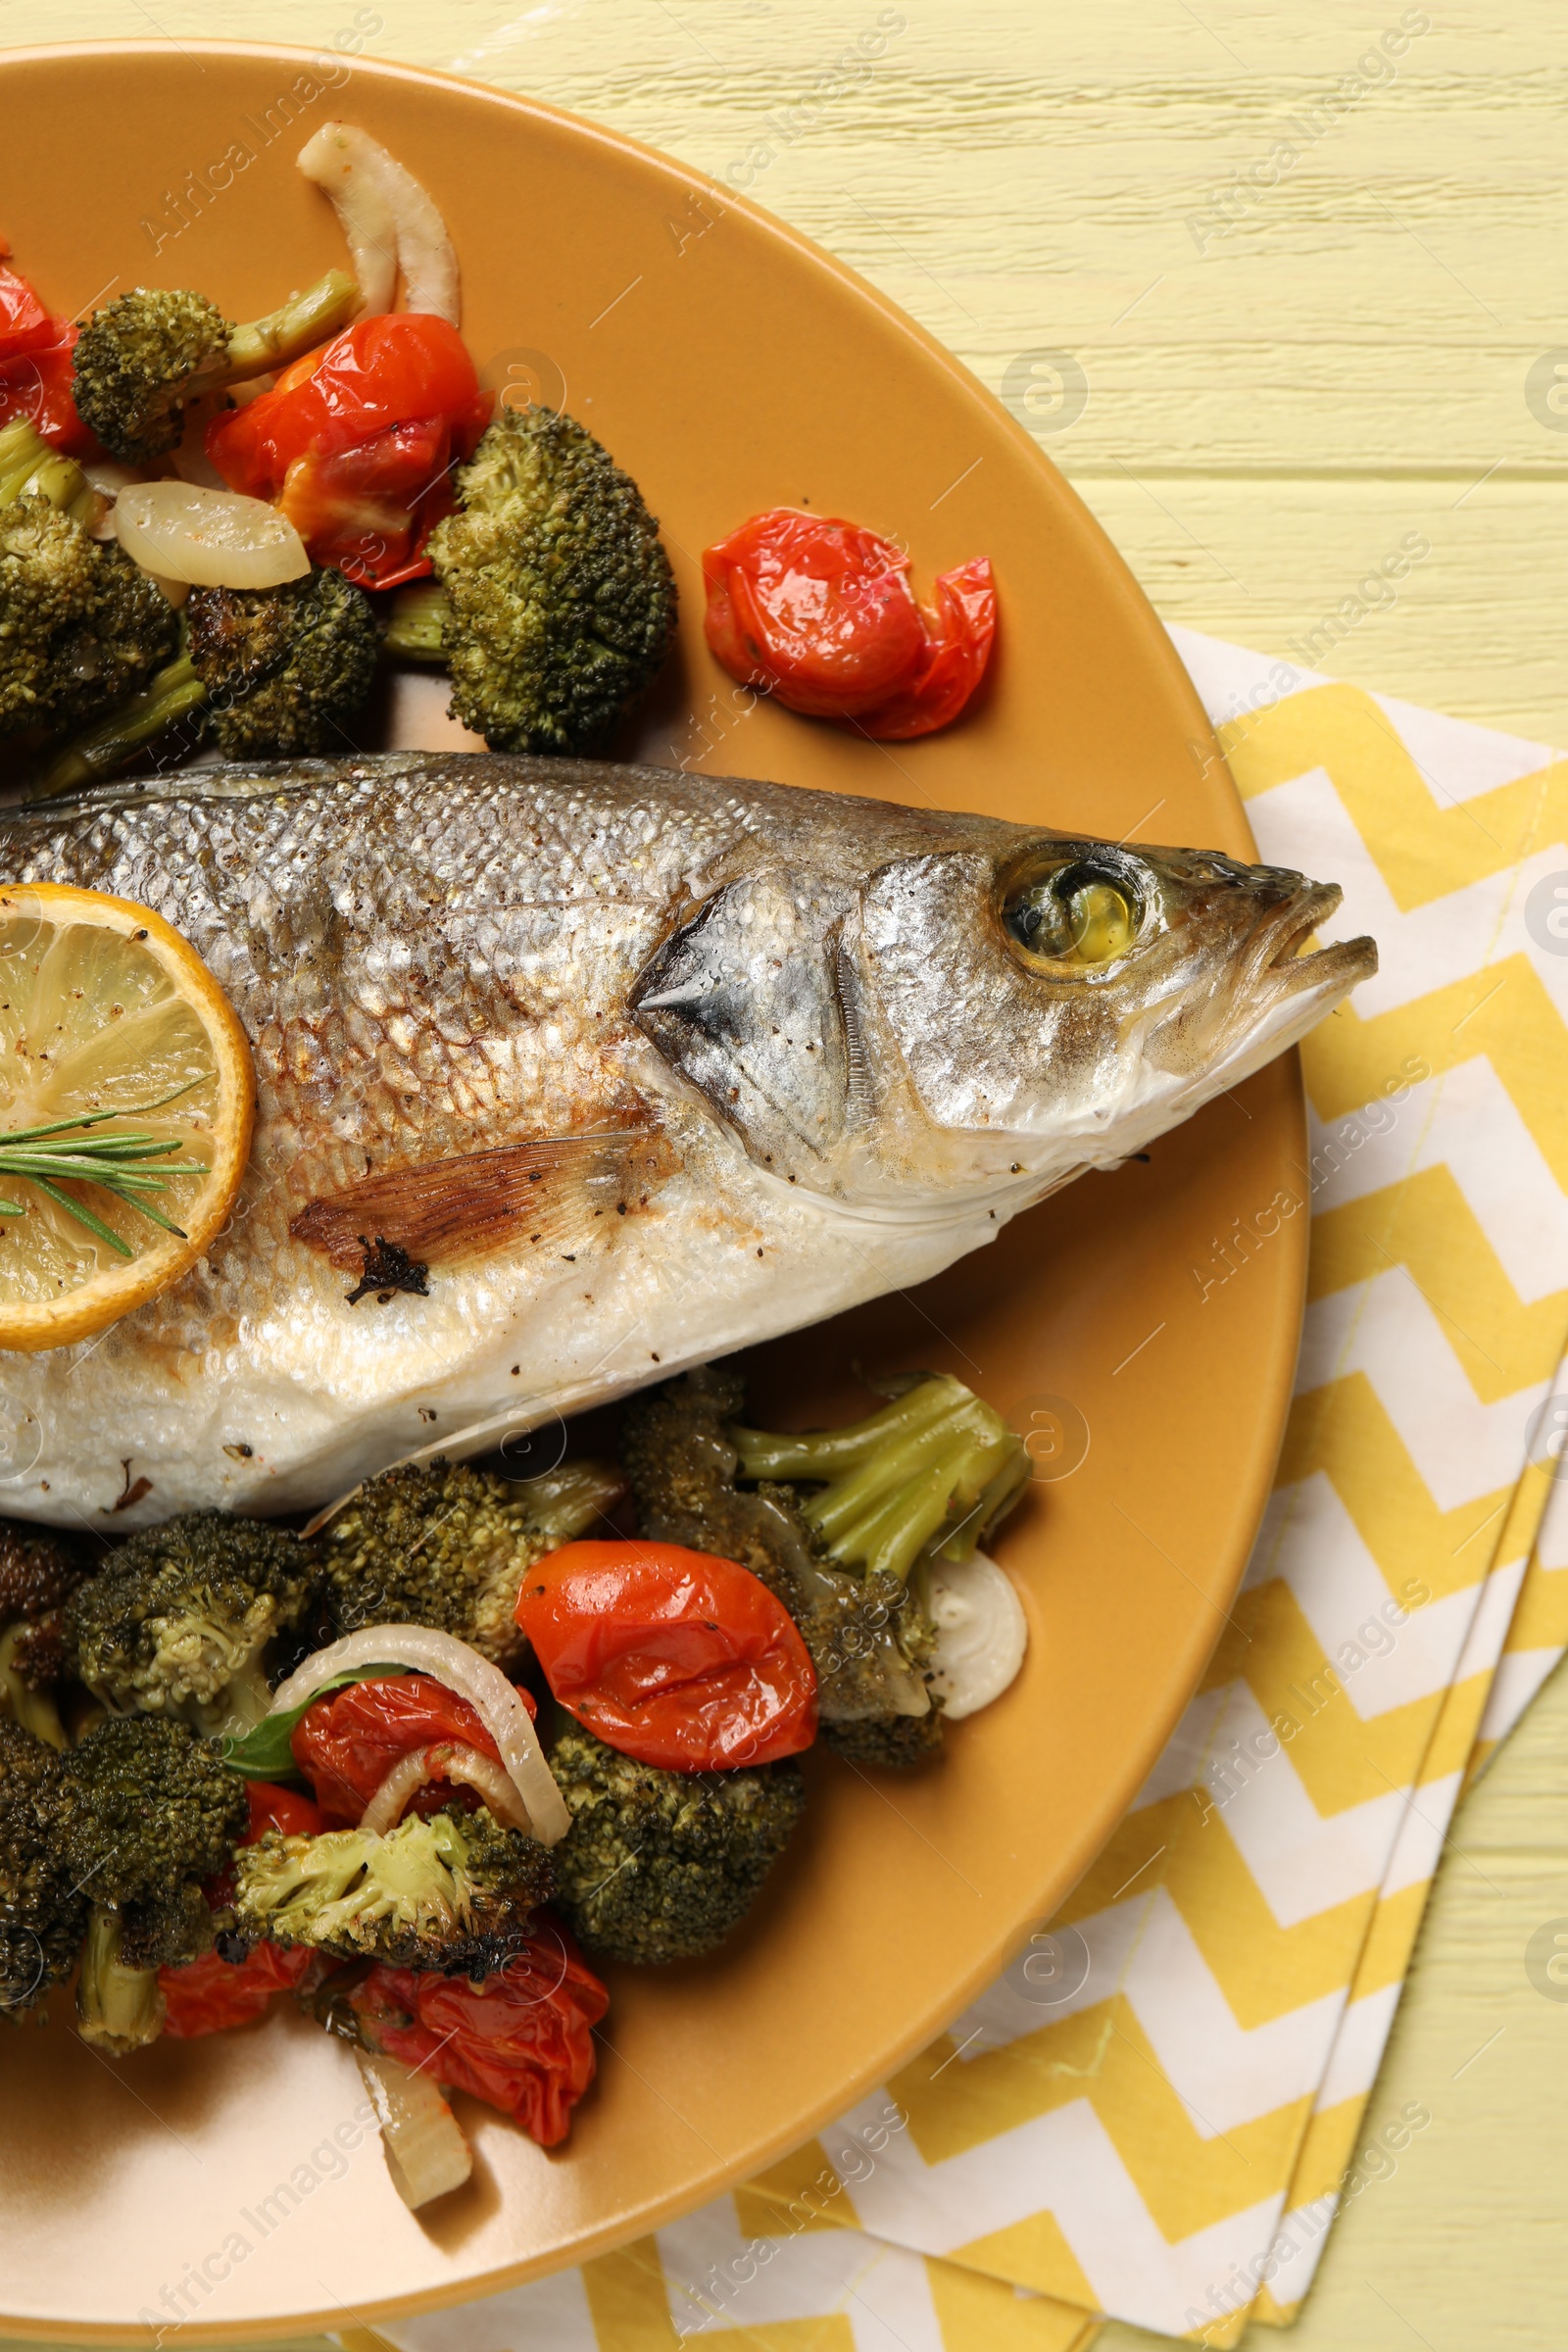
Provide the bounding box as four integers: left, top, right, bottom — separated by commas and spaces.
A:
0, 1079, 211, 1259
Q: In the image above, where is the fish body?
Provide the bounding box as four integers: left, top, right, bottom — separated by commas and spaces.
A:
0, 751, 1374, 1524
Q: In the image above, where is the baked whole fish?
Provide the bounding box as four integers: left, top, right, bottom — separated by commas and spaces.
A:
0, 751, 1375, 1524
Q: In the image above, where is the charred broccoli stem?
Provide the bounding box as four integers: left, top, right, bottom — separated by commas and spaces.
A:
0, 445, 179, 748
420, 404, 678, 755
550, 1724, 806, 1966
732, 1376, 1028, 1583
76, 1903, 166, 2054
72, 270, 359, 465
64, 1512, 318, 1737
318, 1455, 624, 1672
620, 1367, 940, 1758
233, 1802, 554, 1974
0, 1720, 84, 2017
36, 566, 381, 798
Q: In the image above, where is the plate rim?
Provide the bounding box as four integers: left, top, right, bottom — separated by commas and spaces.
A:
0, 35, 1306, 2339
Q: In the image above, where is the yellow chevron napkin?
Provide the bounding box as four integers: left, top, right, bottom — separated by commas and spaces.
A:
375, 638, 1568, 2352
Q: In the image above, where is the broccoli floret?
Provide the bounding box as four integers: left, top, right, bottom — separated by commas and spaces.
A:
64, 1511, 318, 1737
186, 567, 382, 757
72, 270, 359, 465
233, 1802, 554, 1974
549, 1724, 805, 1966
37, 566, 381, 798
0, 495, 178, 748
0, 1720, 84, 2017
318, 1456, 623, 1671
53, 1714, 245, 2044
620, 1367, 943, 1758
401, 404, 677, 755
0, 1517, 86, 1748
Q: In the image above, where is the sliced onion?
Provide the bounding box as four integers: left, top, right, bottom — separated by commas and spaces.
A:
924, 1548, 1029, 1721
355, 2046, 471, 2209
113, 482, 310, 589
298, 122, 459, 322
361, 1740, 531, 1837
268, 1625, 570, 1845
81, 457, 145, 501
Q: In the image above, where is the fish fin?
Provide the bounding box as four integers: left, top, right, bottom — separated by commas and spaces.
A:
290, 1127, 676, 1273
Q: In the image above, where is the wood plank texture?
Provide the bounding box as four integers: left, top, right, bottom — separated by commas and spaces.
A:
4, 4, 1567, 2343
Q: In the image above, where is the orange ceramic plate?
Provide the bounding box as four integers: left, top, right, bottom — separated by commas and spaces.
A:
0, 41, 1304, 2341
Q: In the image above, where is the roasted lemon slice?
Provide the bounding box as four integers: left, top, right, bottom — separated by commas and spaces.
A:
0, 884, 254, 1352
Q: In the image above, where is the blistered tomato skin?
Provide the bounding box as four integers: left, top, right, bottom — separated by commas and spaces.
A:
855, 556, 999, 740
702, 508, 996, 735
0, 259, 58, 364
349, 1921, 608, 2147
159, 1940, 315, 2038
515, 1539, 818, 1772
703, 510, 926, 717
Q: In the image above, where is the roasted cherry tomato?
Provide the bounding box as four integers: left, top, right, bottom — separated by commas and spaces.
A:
160, 1939, 315, 2038
0, 251, 58, 364
348, 1919, 608, 2147
291, 1671, 533, 1825
207, 313, 493, 586
515, 1540, 817, 1771
244, 1780, 327, 1840
703, 508, 996, 737
0, 320, 101, 458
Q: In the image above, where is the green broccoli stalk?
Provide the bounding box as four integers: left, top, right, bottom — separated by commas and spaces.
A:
318, 1456, 624, 1673
0, 1720, 85, 2018
75, 1903, 166, 2055
233, 1802, 554, 1974
382, 578, 447, 662
0, 442, 178, 748
35, 566, 381, 799
732, 1376, 1028, 1583
390, 404, 677, 756
0, 416, 97, 524
64, 1511, 318, 1737
72, 270, 360, 466
550, 1723, 805, 1966
28, 645, 207, 798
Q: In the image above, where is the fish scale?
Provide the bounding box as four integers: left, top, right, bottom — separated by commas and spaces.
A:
0, 750, 1374, 1525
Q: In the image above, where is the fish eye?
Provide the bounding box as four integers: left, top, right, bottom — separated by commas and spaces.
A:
1001, 857, 1142, 970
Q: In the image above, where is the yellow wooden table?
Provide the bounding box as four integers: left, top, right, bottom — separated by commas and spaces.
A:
5, 5, 1566, 2343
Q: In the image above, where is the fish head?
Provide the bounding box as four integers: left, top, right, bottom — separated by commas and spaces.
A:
632, 824, 1376, 1213
854, 832, 1377, 1193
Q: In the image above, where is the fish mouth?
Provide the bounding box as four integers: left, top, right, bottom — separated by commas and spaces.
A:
1250, 883, 1377, 1001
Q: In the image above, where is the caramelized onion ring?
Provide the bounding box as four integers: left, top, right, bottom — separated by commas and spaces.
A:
269, 1625, 569, 1844
360, 1740, 532, 1838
